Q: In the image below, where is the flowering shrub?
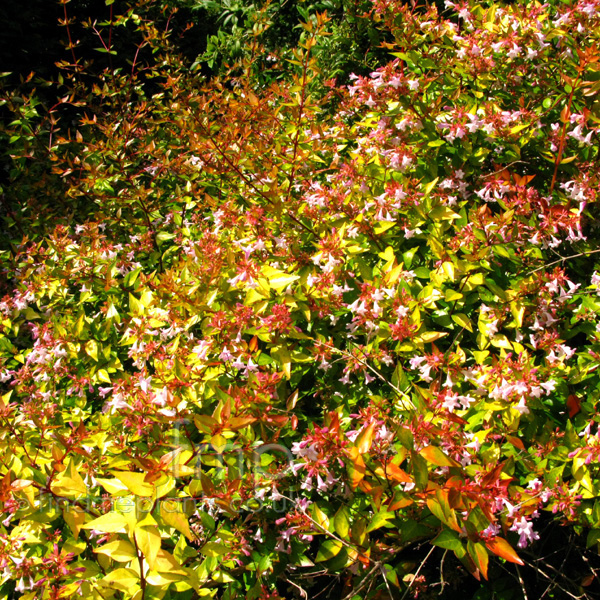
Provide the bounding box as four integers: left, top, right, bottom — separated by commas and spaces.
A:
2, 0, 600, 598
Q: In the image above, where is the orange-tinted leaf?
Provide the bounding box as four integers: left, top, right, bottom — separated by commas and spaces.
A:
356, 422, 376, 454
358, 479, 373, 493
248, 335, 258, 352
485, 537, 524, 565
467, 541, 489, 580
420, 445, 460, 467
346, 447, 366, 489
506, 435, 524, 450
388, 492, 414, 511
228, 416, 257, 430
384, 462, 413, 484
480, 462, 506, 488
371, 485, 384, 509
286, 389, 299, 410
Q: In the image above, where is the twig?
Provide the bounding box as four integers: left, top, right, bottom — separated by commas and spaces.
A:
400, 545, 435, 600
378, 563, 395, 599
311, 338, 415, 410
438, 549, 448, 596
134, 536, 147, 600
340, 563, 381, 600
515, 564, 529, 600
549, 83, 578, 196
281, 494, 372, 563
284, 576, 308, 599
521, 559, 584, 600
481, 160, 526, 179
525, 248, 600, 276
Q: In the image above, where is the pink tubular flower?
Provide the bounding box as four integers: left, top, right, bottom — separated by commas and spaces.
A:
510, 517, 540, 548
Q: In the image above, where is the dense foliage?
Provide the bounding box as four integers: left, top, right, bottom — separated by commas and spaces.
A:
2, 0, 600, 598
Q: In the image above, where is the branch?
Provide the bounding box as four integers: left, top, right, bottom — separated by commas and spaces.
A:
525, 248, 600, 276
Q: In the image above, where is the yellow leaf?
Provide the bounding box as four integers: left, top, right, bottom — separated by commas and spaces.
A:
374, 221, 396, 235
94, 539, 137, 562
310, 504, 330, 530
101, 568, 140, 593
85, 340, 98, 362
378, 246, 395, 262
153, 548, 187, 575
140, 290, 154, 307
82, 512, 130, 534
422, 177, 439, 196
445, 289, 463, 302
442, 261, 455, 281
159, 501, 194, 541
96, 478, 129, 495
111, 471, 155, 497
491, 334, 512, 350
129, 293, 143, 315
96, 368, 111, 383
452, 313, 473, 332
272, 346, 291, 379
418, 331, 448, 343
135, 525, 161, 570
146, 570, 187, 586
51, 458, 88, 498
63, 508, 86, 538
261, 266, 300, 291
155, 477, 176, 499
10, 520, 45, 543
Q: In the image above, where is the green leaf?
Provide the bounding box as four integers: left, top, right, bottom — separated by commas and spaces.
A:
333, 507, 350, 538
366, 511, 394, 532
156, 231, 176, 244
201, 542, 230, 557
587, 529, 600, 548
315, 539, 343, 562
432, 529, 465, 556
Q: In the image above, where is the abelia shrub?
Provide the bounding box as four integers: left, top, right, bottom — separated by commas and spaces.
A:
2, 0, 600, 598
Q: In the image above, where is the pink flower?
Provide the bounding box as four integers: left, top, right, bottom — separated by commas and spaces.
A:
510, 517, 540, 548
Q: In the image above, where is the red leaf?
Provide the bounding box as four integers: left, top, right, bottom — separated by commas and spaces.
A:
582, 574, 595, 587
567, 394, 581, 418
